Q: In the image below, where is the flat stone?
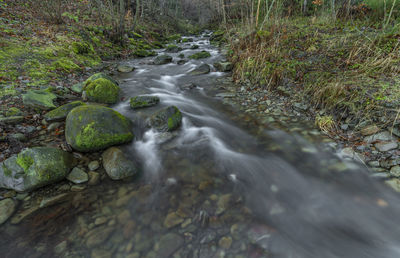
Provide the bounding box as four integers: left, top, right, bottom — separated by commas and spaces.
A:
360, 125, 380, 136
54, 241, 67, 254
86, 226, 114, 248
216, 92, 235, 98
102, 147, 138, 180
375, 141, 398, 152
88, 171, 100, 185
0, 198, 16, 225
117, 65, 135, 73
88, 160, 100, 171
155, 233, 184, 258
22, 89, 57, 110
44, 101, 85, 122
365, 131, 396, 143
40, 193, 70, 208
164, 212, 184, 228
380, 158, 400, 168
71, 185, 86, 191
67, 167, 88, 184
0, 116, 24, 124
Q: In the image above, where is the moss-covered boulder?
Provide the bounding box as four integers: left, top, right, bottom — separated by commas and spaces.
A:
22, 89, 57, 110
154, 55, 173, 65
189, 64, 210, 75
214, 62, 233, 72
65, 105, 134, 152
165, 44, 182, 53
188, 51, 211, 60
190, 44, 199, 49
149, 106, 182, 132
102, 147, 139, 180
44, 101, 86, 122
83, 78, 120, 104
0, 147, 76, 192
134, 49, 157, 57
130, 96, 160, 109
84, 73, 119, 87
5, 107, 22, 117
71, 82, 84, 94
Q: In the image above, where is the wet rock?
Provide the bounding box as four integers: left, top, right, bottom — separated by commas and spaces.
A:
47, 122, 61, 131
130, 96, 160, 109
164, 212, 184, 228
91, 249, 112, 258
88, 171, 101, 185
83, 78, 120, 104
360, 125, 380, 136
88, 160, 100, 171
180, 83, 197, 90
216, 92, 235, 98
22, 89, 57, 110
177, 59, 187, 65
0, 116, 24, 125
374, 141, 398, 152
365, 131, 396, 143
0, 198, 16, 225
44, 101, 85, 122
155, 233, 184, 258
189, 64, 210, 75
10, 133, 27, 142
71, 82, 84, 94
367, 160, 380, 167
86, 226, 114, 248
102, 147, 139, 180
380, 158, 400, 168
40, 193, 70, 208
200, 231, 217, 244
188, 51, 211, 59
54, 240, 67, 254
11, 206, 40, 224
71, 184, 86, 191
386, 178, 400, 192
65, 105, 133, 152
390, 166, 400, 177
218, 236, 233, 249
117, 64, 135, 73
0, 147, 76, 192
217, 194, 232, 215
214, 62, 233, 72
190, 44, 199, 49
149, 106, 182, 132
67, 167, 88, 184
165, 44, 182, 53
154, 55, 173, 65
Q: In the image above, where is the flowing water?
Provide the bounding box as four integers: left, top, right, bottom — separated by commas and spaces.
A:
2, 33, 400, 258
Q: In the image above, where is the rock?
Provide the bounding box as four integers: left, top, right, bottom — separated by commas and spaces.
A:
390, 166, 400, 177
91, 249, 112, 258
364, 131, 396, 143
71, 82, 84, 94
215, 92, 235, 98
71, 185, 86, 191
180, 83, 197, 90
218, 236, 233, 249
380, 158, 400, 168
374, 141, 398, 152
86, 226, 114, 248
40, 193, 70, 208
177, 59, 187, 65
386, 178, 400, 192
83, 78, 120, 104
0, 116, 24, 125
0, 147, 76, 192
164, 212, 184, 228
65, 105, 134, 152
360, 125, 380, 136
47, 122, 61, 131
154, 55, 173, 65
54, 240, 67, 254
149, 106, 182, 132
44, 101, 86, 122
190, 44, 199, 49
5, 107, 22, 117
117, 64, 135, 73
88, 160, 100, 171
10, 133, 27, 142
130, 96, 160, 109
189, 64, 210, 75
165, 44, 182, 53
188, 51, 211, 59
0, 198, 16, 225
102, 147, 139, 180
88, 171, 101, 185
22, 89, 57, 110
217, 194, 232, 215
155, 233, 184, 258
84, 73, 119, 87
67, 167, 88, 184
11, 206, 40, 224
214, 62, 233, 72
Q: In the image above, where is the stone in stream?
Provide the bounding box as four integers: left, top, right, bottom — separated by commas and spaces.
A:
188, 50, 211, 59
190, 44, 199, 49
83, 78, 120, 104
84, 72, 119, 87
66, 167, 88, 184
22, 89, 57, 110
155, 233, 184, 258
65, 105, 134, 152
130, 96, 160, 109
88, 160, 100, 171
153, 55, 173, 65
374, 141, 398, 152
214, 61, 233, 72
117, 64, 135, 73
0, 147, 76, 192
360, 124, 380, 136
364, 131, 396, 143
149, 106, 182, 132
44, 101, 86, 122
177, 59, 187, 65
102, 147, 139, 180
0, 198, 16, 225
165, 44, 182, 53
189, 64, 210, 75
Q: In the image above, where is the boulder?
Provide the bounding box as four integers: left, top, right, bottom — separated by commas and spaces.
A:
5, 107, 22, 117
117, 65, 135, 73
149, 106, 182, 132
0, 198, 16, 225
44, 101, 86, 122
214, 62, 233, 72
0, 147, 75, 192
188, 51, 211, 59
0, 116, 24, 125
154, 55, 173, 65
130, 96, 160, 109
84, 73, 119, 87
83, 78, 120, 104
165, 44, 182, 53
189, 64, 210, 75
190, 44, 199, 49
22, 89, 57, 110
65, 105, 134, 152
102, 147, 139, 180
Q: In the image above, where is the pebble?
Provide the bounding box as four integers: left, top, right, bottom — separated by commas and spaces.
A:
164, 212, 184, 228
360, 125, 380, 136
390, 165, 400, 177
88, 160, 100, 171
155, 233, 184, 257
0, 198, 16, 225
218, 236, 233, 249
88, 171, 101, 185
67, 167, 88, 184
71, 185, 87, 192
85, 226, 114, 248
95, 216, 108, 226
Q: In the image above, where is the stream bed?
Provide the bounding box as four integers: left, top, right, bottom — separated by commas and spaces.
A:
2, 33, 400, 258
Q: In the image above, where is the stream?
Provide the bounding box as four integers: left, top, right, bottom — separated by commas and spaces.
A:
2, 33, 400, 258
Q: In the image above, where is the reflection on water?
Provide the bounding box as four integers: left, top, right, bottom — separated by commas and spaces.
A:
1, 33, 400, 258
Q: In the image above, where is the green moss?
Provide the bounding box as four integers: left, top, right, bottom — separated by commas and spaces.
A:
71, 41, 94, 55
130, 96, 160, 109
85, 78, 120, 104
2, 163, 12, 177
51, 57, 81, 72
16, 154, 34, 172
6, 107, 22, 117
84, 73, 119, 87
167, 107, 182, 131
188, 51, 211, 60
134, 49, 156, 57
167, 34, 181, 42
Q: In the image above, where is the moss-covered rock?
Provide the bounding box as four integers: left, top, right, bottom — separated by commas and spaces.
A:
51, 57, 81, 72
165, 44, 182, 53
5, 107, 22, 117
102, 147, 139, 180
44, 101, 86, 122
130, 96, 160, 109
214, 62, 233, 72
134, 49, 157, 57
22, 89, 57, 110
167, 34, 181, 42
149, 106, 182, 132
190, 44, 199, 50
84, 78, 120, 104
117, 64, 135, 73
0, 147, 76, 192
84, 73, 119, 87
188, 51, 211, 60
154, 55, 173, 65
65, 105, 134, 152
189, 64, 210, 75
71, 82, 84, 93
71, 41, 93, 55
